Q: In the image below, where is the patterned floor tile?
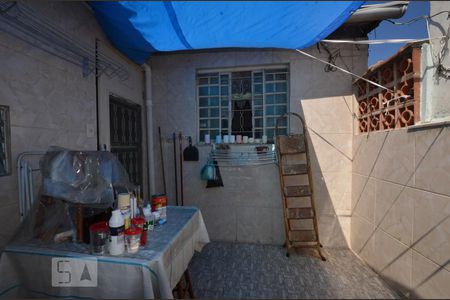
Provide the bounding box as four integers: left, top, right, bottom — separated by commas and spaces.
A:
189, 242, 400, 299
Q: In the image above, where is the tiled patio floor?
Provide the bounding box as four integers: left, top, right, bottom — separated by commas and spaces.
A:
189, 242, 400, 299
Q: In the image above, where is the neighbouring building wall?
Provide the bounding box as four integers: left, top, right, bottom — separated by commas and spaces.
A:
150, 44, 368, 247
420, 2, 450, 123
0, 1, 146, 248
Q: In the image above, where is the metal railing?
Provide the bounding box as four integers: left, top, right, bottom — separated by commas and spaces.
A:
17, 151, 45, 221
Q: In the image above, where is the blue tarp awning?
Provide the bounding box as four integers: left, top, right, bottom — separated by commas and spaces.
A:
90, 1, 364, 64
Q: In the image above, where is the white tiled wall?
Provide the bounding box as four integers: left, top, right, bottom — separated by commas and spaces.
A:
150, 44, 368, 247
351, 127, 450, 298
0, 1, 146, 248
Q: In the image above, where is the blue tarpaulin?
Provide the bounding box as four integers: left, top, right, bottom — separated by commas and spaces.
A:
90, 1, 364, 64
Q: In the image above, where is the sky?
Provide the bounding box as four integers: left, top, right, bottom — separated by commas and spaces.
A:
367, 1, 430, 66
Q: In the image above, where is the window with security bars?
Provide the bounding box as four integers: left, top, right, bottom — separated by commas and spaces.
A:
198, 67, 288, 143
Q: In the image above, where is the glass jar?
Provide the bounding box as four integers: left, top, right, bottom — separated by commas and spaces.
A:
124, 227, 142, 254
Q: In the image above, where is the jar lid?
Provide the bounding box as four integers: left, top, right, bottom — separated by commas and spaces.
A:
125, 226, 142, 235
89, 221, 108, 232
131, 217, 145, 225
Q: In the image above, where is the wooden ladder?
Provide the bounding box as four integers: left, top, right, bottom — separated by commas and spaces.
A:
275, 112, 326, 261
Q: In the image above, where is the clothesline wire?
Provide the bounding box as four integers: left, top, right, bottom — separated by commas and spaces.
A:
295, 49, 394, 92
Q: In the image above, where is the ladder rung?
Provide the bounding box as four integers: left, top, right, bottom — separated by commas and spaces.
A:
289, 242, 321, 248
287, 208, 314, 219
277, 134, 306, 154
282, 164, 308, 176
284, 185, 311, 197
288, 230, 317, 242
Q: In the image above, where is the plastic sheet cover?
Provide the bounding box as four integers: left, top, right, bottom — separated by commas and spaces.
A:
90, 1, 364, 64
40, 146, 133, 206
8, 147, 133, 245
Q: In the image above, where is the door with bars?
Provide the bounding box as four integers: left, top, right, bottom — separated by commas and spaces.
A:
109, 95, 143, 189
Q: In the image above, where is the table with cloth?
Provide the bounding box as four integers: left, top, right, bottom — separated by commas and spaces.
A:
0, 206, 209, 299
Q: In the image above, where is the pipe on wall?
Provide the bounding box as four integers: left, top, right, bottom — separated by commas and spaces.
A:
345, 1, 408, 24
142, 63, 156, 196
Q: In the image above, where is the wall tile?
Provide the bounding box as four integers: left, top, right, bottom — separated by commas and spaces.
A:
353, 131, 388, 176
308, 132, 352, 173
374, 229, 412, 295
313, 171, 351, 215
271, 208, 285, 245
236, 206, 273, 244
415, 127, 450, 196
411, 251, 450, 299
413, 189, 450, 269
374, 180, 403, 226
373, 129, 414, 185
317, 214, 349, 248
350, 215, 376, 270
353, 178, 376, 223
352, 173, 368, 212
338, 216, 351, 247
300, 96, 353, 134
234, 50, 274, 66
201, 205, 237, 242
0, 202, 20, 234
352, 132, 365, 158
379, 187, 413, 246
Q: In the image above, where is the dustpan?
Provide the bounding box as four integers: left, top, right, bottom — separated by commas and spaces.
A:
183, 136, 199, 161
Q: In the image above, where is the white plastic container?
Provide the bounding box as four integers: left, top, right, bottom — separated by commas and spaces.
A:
109, 209, 125, 255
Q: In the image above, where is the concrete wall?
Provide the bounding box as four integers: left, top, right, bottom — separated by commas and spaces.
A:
420, 2, 450, 123
351, 126, 450, 299
150, 45, 368, 247
0, 1, 145, 248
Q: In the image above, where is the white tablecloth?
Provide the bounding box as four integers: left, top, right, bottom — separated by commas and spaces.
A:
0, 206, 209, 299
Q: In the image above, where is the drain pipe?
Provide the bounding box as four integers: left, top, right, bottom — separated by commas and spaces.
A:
143, 63, 156, 196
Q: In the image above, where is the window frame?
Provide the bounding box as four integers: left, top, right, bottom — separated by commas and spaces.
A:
196, 64, 290, 143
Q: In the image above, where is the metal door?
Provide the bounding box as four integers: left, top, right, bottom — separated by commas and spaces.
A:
109, 95, 142, 188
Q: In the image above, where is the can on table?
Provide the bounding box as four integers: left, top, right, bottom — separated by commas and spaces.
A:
89, 221, 109, 255
151, 194, 167, 224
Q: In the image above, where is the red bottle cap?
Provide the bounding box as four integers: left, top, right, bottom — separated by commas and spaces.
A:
89, 221, 108, 232
125, 226, 142, 236
131, 217, 145, 226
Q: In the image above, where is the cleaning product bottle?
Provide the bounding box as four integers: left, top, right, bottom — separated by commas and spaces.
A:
118, 193, 131, 229
109, 209, 125, 255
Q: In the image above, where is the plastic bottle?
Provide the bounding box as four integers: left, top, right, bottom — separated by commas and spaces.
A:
143, 205, 154, 231
118, 193, 131, 229
109, 209, 125, 255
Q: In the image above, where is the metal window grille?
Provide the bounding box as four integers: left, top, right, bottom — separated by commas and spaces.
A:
198, 67, 289, 143
0, 105, 11, 176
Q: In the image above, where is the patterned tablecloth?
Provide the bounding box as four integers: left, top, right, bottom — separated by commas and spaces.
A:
0, 206, 209, 299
